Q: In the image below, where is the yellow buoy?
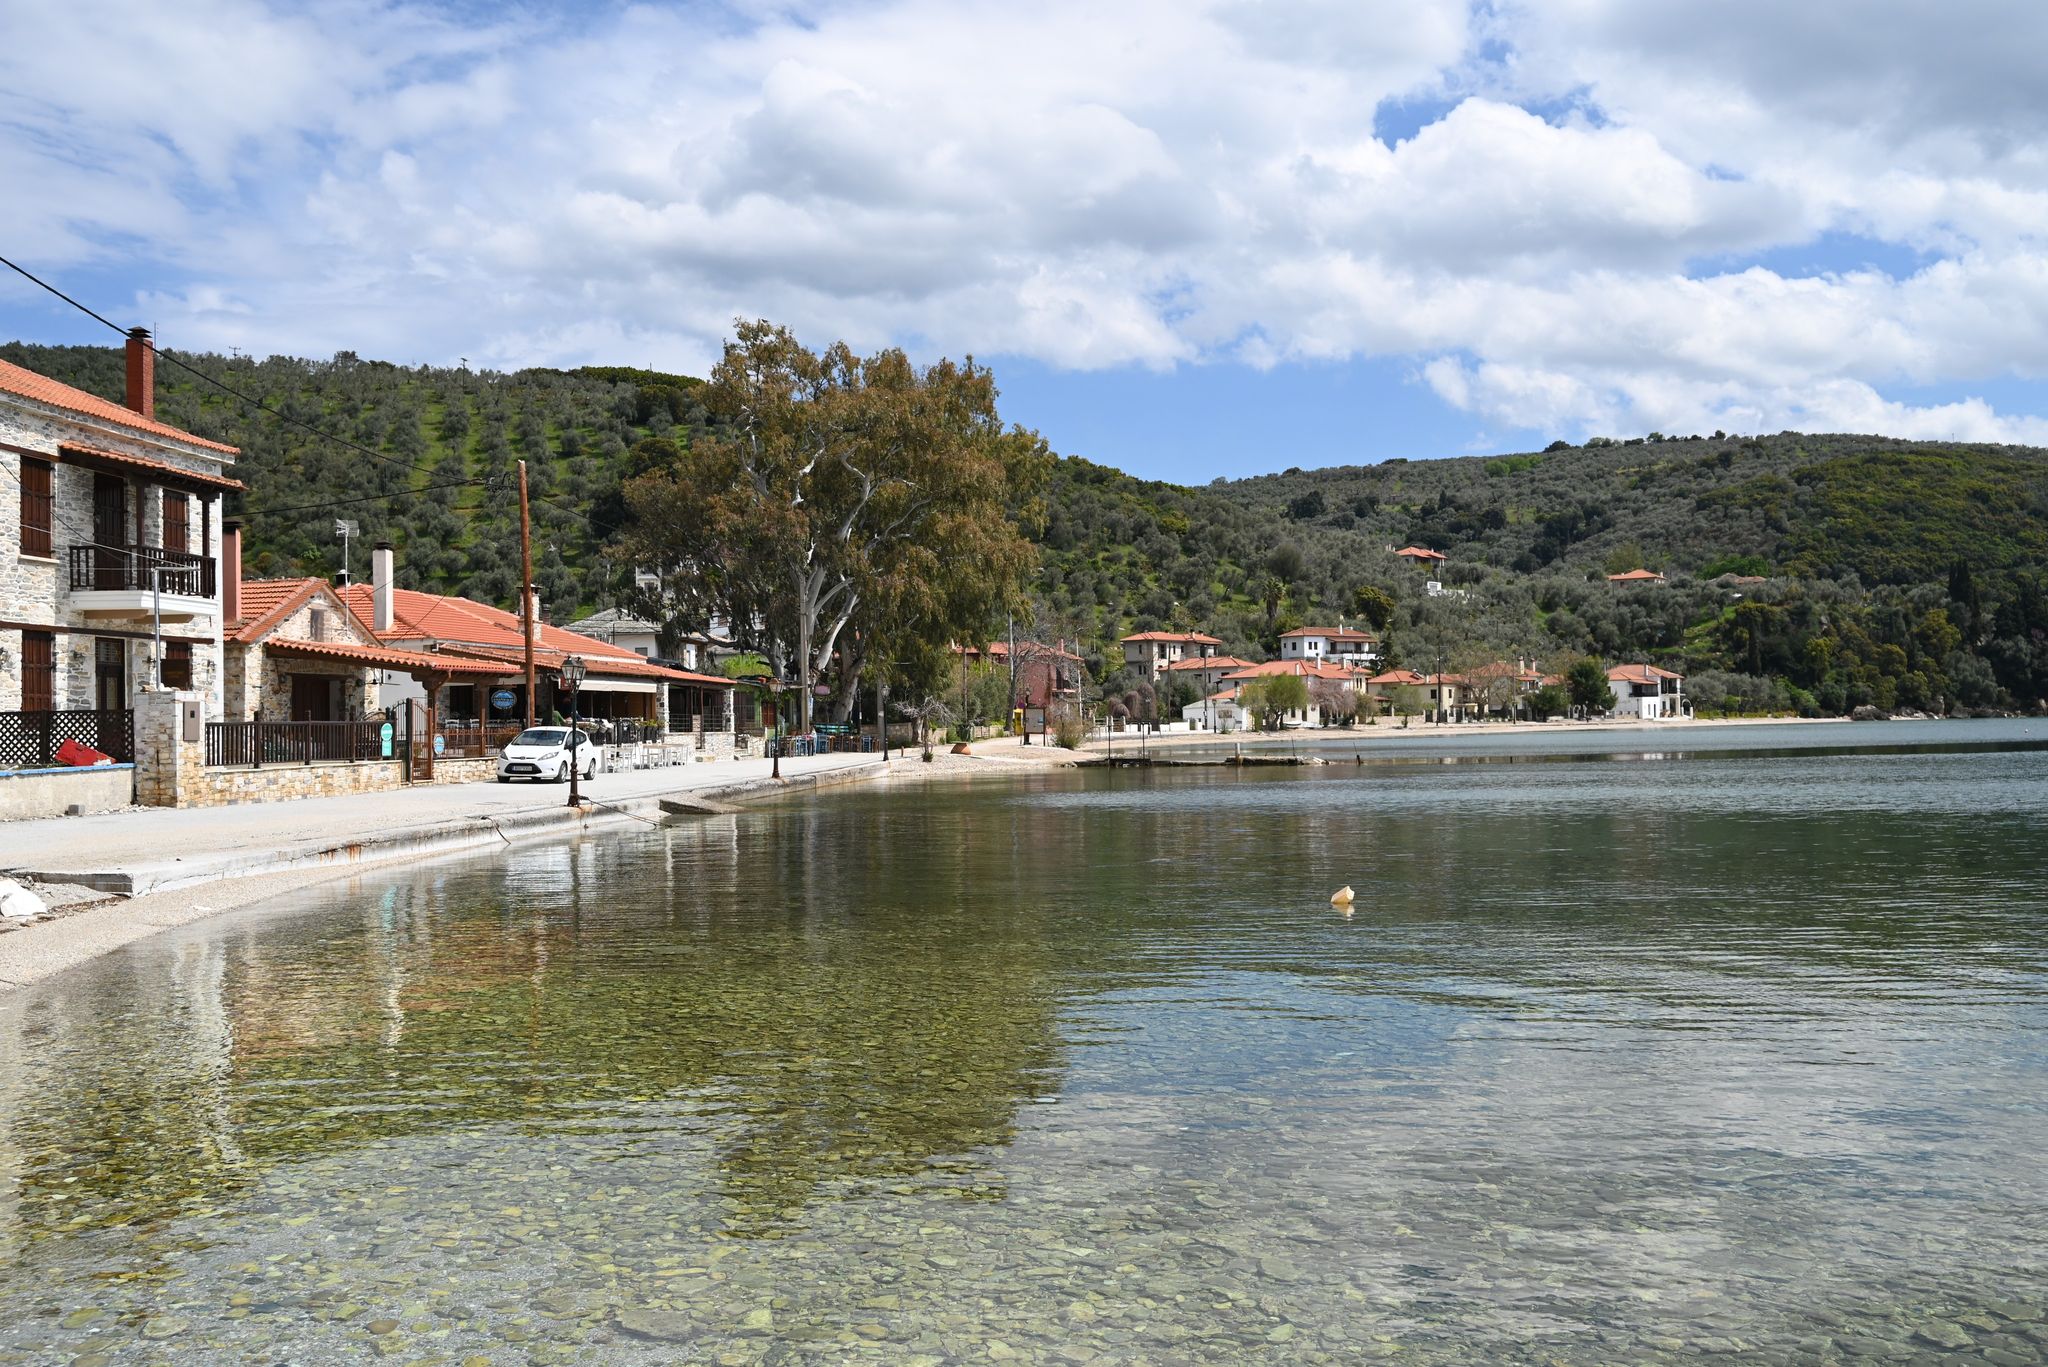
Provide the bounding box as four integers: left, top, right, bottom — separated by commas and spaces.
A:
1330, 885, 1355, 906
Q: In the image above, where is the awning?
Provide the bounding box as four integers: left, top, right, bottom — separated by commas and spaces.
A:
571, 678, 657, 695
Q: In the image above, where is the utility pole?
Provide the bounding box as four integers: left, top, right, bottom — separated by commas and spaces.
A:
518, 460, 536, 728
1007, 610, 1017, 735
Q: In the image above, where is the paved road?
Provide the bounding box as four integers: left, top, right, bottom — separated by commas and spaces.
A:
0, 750, 886, 891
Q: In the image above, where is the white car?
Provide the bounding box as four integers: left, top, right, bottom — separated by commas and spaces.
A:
496, 727, 599, 784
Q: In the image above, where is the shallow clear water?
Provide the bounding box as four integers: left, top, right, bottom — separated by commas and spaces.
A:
2, 720, 2044, 1364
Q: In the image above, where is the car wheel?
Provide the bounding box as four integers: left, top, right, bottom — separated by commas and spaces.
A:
554, 762, 569, 783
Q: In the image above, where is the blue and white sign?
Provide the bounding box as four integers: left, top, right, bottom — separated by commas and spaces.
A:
491, 689, 517, 712
433, 734, 446, 756
378, 721, 395, 758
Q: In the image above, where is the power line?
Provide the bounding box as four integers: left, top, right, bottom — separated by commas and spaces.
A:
3, 251, 620, 541
241, 475, 486, 520
1, 251, 434, 481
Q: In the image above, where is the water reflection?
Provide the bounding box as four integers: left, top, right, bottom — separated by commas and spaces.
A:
0, 730, 2044, 1364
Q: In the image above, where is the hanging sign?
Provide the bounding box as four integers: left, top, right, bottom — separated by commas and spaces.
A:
491, 689, 517, 711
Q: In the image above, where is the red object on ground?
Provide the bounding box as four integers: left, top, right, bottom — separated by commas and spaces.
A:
54, 739, 113, 767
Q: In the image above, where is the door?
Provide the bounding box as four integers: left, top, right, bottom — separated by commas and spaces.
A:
95, 639, 126, 711
92, 475, 127, 588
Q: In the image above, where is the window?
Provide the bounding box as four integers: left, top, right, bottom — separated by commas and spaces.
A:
162, 491, 189, 554
309, 608, 328, 640
160, 640, 193, 690
22, 631, 54, 711
19, 458, 52, 558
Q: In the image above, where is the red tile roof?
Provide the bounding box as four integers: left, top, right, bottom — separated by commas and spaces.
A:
1366, 669, 1428, 686
1394, 546, 1446, 561
1609, 663, 1684, 684
1279, 626, 1380, 641
1606, 569, 1666, 582
1163, 654, 1256, 671
263, 638, 509, 676
1222, 659, 1362, 682
0, 358, 238, 454
1120, 630, 1224, 644
336, 583, 733, 685
229, 578, 324, 641
434, 641, 730, 686
59, 442, 243, 492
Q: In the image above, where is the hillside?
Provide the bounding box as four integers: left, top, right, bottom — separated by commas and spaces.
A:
8, 339, 2047, 714
0, 341, 710, 620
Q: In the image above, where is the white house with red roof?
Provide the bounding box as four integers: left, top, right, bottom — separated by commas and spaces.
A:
1182, 685, 1251, 733
1217, 658, 1375, 727
1608, 663, 1685, 719
1120, 629, 1222, 680
1278, 625, 1381, 668
0, 332, 238, 757
1159, 653, 1257, 696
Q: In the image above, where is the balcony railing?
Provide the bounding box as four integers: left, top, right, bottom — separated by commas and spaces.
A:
0, 709, 134, 770
68, 544, 216, 598
206, 719, 389, 768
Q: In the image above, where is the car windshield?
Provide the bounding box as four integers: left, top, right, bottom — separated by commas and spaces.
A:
512, 729, 569, 747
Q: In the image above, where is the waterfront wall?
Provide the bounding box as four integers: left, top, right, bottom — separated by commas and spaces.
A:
0, 765, 134, 819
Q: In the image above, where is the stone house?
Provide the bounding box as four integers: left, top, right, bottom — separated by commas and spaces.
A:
221, 563, 503, 724
0, 332, 239, 722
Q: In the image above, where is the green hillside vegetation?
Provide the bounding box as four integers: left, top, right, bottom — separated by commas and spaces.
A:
0, 341, 714, 620
8, 339, 2047, 715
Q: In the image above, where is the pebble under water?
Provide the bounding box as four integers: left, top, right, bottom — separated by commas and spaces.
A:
1, 720, 2044, 1365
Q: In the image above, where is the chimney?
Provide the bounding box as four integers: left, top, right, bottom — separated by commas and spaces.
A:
222, 521, 242, 622
124, 328, 155, 419
371, 542, 395, 634
526, 583, 543, 632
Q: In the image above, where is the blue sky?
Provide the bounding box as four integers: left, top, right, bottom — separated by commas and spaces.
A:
4, 0, 2047, 482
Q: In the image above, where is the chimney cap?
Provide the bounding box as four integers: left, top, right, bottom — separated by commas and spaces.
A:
223, 519, 243, 532
374, 540, 394, 551
127, 326, 151, 341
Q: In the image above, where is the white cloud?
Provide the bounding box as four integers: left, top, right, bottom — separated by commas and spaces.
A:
2, 0, 2046, 445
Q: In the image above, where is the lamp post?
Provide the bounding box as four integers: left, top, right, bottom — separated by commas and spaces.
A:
769, 678, 783, 780
561, 654, 587, 808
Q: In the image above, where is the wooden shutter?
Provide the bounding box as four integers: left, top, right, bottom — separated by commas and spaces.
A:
19, 459, 52, 558
163, 491, 189, 553
22, 631, 55, 712
160, 640, 193, 690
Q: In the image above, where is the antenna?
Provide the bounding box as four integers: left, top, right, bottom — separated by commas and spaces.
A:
334, 519, 358, 585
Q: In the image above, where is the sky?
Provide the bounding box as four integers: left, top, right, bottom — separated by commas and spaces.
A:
4, 0, 2048, 483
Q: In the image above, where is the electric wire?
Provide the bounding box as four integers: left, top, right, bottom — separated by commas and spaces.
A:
4, 251, 618, 538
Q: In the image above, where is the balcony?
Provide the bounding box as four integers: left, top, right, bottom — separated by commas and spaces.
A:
66, 544, 218, 622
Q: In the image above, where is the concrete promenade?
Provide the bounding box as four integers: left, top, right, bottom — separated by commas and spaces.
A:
0, 749, 887, 896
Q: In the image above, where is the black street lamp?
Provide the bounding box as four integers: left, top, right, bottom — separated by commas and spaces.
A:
561, 654, 587, 808
769, 678, 783, 780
